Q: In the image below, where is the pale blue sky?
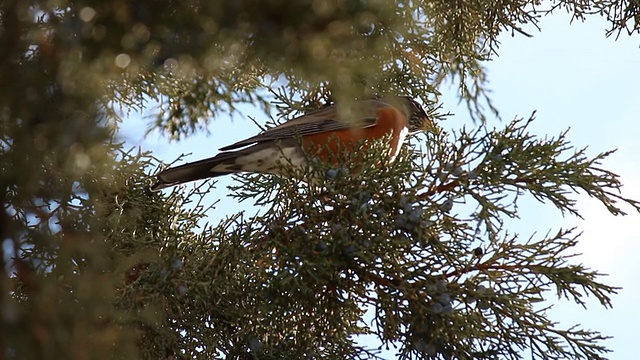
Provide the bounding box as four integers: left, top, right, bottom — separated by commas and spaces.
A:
121, 11, 639, 359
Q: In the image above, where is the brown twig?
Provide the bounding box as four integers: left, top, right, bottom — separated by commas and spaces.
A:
417, 179, 461, 200
445, 262, 522, 278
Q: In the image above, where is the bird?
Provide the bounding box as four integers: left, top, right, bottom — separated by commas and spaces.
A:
150, 96, 433, 191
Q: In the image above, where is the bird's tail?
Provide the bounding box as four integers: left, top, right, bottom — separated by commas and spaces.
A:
150, 156, 232, 191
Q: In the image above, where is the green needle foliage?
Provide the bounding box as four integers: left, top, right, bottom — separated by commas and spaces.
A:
2, 0, 640, 359
115, 119, 636, 359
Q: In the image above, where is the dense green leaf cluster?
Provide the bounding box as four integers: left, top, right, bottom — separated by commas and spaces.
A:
118, 121, 637, 358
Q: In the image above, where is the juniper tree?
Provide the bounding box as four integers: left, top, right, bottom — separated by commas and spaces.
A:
1, 0, 639, 359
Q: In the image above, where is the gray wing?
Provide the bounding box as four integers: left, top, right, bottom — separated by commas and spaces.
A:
219, 99, 389, 151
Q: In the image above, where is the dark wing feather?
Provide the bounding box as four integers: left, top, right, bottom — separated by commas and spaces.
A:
219, 100, 387, 151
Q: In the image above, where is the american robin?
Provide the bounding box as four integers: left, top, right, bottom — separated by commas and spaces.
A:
151, 96, 433, 191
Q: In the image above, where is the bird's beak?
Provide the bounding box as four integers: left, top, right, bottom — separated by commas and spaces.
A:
408, 117, 438, 135
422, 116, 439, 134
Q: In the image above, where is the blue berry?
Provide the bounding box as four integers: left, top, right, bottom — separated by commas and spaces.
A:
439, 199, 453, 212
403, 203, 414, 214
437, 292, 451, 305
413, 340, 426, 353
414, 341, 436, 356
473, 247, 484, 257
326, 168, 338, 179
436, 279, 447, 291
172, 259, 183, 270
293, 227, 307, 238
431, 302, 443, 314
344, 245, 357, 257
315, 241, 327, 252
403, 221, 415, 232
444, 162, 454, 171
398, 195, 409, 209
415, 322, 429, 334
248, 337, 263, 353
442, 304, 454, 314
265, 289, 277, 301
426, 285, 437, 294
408, 208, 423, 222
451, 166, 464, 177
357, 191, 371, 203
177, 284, 187, 296
395, 215, 408, 230
420, 220, 433, 228
477, 284, 488, 295
424, 343, 437, 356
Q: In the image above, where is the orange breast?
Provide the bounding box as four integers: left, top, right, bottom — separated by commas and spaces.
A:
301, 107, 408, 164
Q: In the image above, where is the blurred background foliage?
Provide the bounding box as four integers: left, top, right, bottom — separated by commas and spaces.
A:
1, 0, 639, 359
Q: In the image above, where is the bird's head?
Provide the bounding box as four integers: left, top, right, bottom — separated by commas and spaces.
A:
401, 96, 435, 133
